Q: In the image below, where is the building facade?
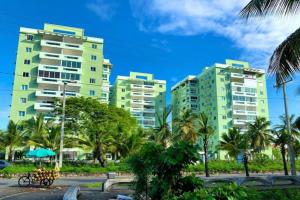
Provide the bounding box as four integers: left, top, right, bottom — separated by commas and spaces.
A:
10, 23, 112, 122
172, 60, 270, 159
111, 72, 166, 128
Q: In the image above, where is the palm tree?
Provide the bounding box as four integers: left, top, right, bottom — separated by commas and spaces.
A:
2, 120, 26, 161
270, 129, 290, 175
195, 112, 214, 177
241, 0, 300, 84
173, 110, 198, 143
219, 127, 242, 160
24, 113, 47, 138
247, 117, 271, 153
152, 106, 172, 148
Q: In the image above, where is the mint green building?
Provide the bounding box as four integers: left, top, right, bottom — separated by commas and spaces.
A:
172, 60, 270, 159
111, 72, 166, 128
10, 23, 112, 122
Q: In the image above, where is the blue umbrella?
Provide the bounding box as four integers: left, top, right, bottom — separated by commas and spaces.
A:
26, 148, 56, 158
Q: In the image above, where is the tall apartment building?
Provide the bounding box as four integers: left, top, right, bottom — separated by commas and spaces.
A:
172, 60, 269, 159
111, 72, 166, 128
10, 23, 112, 122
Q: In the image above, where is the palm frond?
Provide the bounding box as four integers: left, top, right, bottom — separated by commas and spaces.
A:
241, 0, 300, 19
269, 27, 300, 85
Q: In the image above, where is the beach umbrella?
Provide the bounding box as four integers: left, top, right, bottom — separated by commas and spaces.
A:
26, 148, 56, 158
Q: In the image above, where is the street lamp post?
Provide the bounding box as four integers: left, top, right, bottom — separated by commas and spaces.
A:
59, 82, 67, 168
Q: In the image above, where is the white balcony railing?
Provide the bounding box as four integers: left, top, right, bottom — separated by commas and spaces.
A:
41, 39, 83, 51
39, 52, 82, 62
38, 64, 82, 74
34, 102, 54, 111
37, 77, 81, 87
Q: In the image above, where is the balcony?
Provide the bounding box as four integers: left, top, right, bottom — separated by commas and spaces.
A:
34, 102, 54, 111
131, 84, 155, 91
245, 101, 257, 106
143, 109, 156, 113
231, 73, 244, 78
37, 77, 81, 87
232, 91, 245, 96
39, 52, 82, 62
232, 100, 245, 105
36, 90, 80, 98
233, 119, 247, 125
131, 100, 155, 106
41, 39, 83, 51
38, 64, 82, 74
233, 110, 246, 115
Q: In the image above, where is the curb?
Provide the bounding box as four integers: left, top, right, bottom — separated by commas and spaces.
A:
63, 185, 80, 200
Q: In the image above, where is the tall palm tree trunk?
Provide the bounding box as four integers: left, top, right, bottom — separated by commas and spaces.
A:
95, 134, 105, 167
281, 145, 289, 176
243, 153, 250, 177
8, 145, 13, 162
204, 137, 209, 177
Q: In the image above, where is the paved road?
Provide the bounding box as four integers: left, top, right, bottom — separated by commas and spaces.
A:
0, 176, 106, 200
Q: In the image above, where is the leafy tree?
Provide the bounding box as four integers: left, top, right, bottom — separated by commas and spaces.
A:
219, 127, 242, 160
195, 112, 214, 177
270, 129, 290, 175
241, 0, 300, 84
60, 97, 137, 166
23, 113, 47, 138
247, 117, 271, 153
173, 110, 198, 143
2, 120, 26, 161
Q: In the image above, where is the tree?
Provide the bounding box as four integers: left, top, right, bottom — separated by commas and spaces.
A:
247, 117, 271, 153
241, 0, 300, 84
219, 127, 242, 160
195, 112, 214, 177
151, 106, 172, 148
270, 129, 290, 175
23, 113, 47, 138
2, 120, 26, 161
173, 110, 198, 143
62, 97, 137, 166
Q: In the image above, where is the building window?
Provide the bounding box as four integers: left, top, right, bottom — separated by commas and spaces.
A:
26, 35, 33, 41
121, 88, 125, 92
21, 85, 28, 90
260, 91, 264, 95
24, 59, 30, 65
260, 100, 264, 104
90, 78, 96, 84
101, 93, 107, 98
223, 125, 227, 129
92, 44, 97, 49
221, 96, 225, 101
220, 78, 224, 82
102, 74, 108, 80
159, 84, 163, 88
159, 92, 163, 95
26, 47, 32, 52
222, 115, 226, 119
121, 105, 125, 108
89, 90, 95, 96
18, 111, 25, 117
23, 72, 29, 77
91, 67, 96, 71
261, 108, 265, 113
91, 55, 97, 60
20, 98, 27, 103
121, 97, 125, 100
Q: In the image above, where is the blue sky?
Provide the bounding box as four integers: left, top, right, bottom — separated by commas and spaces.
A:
0, 0, 300, 130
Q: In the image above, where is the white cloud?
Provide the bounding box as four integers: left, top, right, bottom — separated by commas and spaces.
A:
130, 0, 300, 68
86, 0, 118, 21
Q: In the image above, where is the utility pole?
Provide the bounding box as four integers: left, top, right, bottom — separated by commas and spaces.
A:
59, 82, 67, 168
275, 79, 296, 175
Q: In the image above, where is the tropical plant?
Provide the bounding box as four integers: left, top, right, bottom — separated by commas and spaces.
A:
219, 127, 242, 160
23, 113, 47, 138
241, 0, 300, 84
128, 141, 201, 200
195, 112, 214, 177
247, 117, 271, 152
173, 110, 198, 143
270, 129, 290, 175
151, 105, 173, 148
2, 120, 26, 161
